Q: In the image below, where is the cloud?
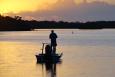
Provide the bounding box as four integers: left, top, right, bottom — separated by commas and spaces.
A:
7, 0, 115, 22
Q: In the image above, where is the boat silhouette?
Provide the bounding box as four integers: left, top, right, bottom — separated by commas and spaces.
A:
36, 43, 63, 63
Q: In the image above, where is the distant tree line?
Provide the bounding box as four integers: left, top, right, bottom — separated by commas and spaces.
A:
0, 15, 32, 31
0, 15, 115, 31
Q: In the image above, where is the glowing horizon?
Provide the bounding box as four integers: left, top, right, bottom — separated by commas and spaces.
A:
0, 0, 57, 14
0, 0, 115, 14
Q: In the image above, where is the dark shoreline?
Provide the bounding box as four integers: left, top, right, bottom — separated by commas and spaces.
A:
0, 15, 115, 31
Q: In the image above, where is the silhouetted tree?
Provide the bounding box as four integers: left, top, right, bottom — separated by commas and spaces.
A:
14, 16, 22, 20
0, 15, 115, 31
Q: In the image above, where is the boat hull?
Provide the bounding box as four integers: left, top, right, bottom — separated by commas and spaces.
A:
36, 53, 62, 63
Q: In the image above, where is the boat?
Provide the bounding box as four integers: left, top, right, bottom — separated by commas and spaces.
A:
36, 53, 62, 63
36, 43, 63, 63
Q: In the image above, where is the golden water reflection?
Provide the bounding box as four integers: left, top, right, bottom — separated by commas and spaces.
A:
0, 36, 115, 77
0, 42, 41, 77
36, 63, 58, 77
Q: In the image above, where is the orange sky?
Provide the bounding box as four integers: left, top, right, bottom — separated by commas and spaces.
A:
0, 0, 57, 14
0, 0, 115, 14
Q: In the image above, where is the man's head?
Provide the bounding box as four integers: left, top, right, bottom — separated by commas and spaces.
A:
51, 30, 54, 33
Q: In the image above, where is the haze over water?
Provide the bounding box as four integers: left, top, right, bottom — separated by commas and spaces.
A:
0, 29, 115, 77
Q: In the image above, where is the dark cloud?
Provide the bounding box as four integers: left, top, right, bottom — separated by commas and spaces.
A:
8, 0, 115, 22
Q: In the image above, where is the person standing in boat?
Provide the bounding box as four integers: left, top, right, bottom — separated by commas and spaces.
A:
49, 30, 58, 54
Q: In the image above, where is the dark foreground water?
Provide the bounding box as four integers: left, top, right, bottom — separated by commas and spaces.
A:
0, 29, 115, 77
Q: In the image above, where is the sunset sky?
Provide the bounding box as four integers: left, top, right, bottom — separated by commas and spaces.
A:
0, 0, 115, 21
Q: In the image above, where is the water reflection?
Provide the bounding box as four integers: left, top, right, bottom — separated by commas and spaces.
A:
38, 62, 62, 77
1, 29, 115, 77
45, 63, 57, 77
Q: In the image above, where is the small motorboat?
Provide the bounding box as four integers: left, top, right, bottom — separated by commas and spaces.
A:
36, 43, 63, 63
36, 53, 62, 63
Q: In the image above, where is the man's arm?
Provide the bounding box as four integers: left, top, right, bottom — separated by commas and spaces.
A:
55, 33, 58, 38
49, 34, 51, 39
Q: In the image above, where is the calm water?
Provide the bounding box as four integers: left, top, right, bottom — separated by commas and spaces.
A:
0, 29, 115, 77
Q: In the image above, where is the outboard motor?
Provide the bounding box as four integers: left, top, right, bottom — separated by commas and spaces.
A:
45, 44, 52, 55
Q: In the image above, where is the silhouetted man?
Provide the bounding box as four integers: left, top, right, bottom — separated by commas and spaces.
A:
49, 30, 58, 54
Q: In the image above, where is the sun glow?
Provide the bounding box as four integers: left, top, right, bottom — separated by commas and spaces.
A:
0, 0, 115, 14
75, 0, 85, 4
0, 0, 57, 14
